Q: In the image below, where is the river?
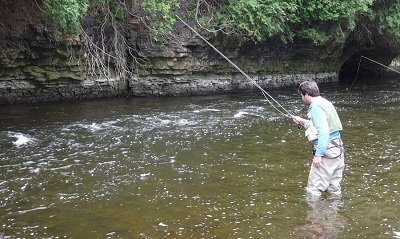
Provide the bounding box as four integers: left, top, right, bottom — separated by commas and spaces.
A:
0, 77, 399, 238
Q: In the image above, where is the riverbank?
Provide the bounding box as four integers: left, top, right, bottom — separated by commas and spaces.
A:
0, 71, 337, 104
0, 1, 341, 105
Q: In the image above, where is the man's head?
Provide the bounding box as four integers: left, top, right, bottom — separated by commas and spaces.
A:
298, 80, 320, 97
298, 80, 320, 105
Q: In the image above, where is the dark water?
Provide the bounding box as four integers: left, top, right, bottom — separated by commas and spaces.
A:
0, 77, 399, 238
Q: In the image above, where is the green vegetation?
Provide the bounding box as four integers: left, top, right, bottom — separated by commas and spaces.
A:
141, 0, 178, 31
41, 0, 178, 35
295, 0, 374, 44
213, 0, 298, 42
207, 0, 375, 44
41, 0, 400, 44
379, 0, 400, 38
107, 0, 125, 20
42, 0, 89, 34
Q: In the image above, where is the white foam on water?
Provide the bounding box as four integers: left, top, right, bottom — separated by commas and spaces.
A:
8, 132, 35, 147
176, 119, 196, 126
140, 172, 151, 180
234, 111, 248, 118
158, 222, 168, 227
62, 120, 122, 133
234, 110, 263, 118
193, 108, 221, 113
15, 205, 50, 215
160, 119, 172, 125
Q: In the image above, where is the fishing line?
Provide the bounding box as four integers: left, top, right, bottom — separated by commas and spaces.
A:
175, 15, 293, 118
348, 55, 400, 93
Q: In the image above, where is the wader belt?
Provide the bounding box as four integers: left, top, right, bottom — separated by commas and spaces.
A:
312, 139, 344, 157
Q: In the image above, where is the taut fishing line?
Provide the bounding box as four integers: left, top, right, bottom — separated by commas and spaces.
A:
349, 55, 400, 93
176, 15, 293, 118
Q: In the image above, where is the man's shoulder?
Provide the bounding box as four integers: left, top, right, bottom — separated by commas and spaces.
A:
315, 96, 333, 106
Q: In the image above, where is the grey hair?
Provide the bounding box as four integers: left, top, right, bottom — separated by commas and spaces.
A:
298, 80, 320, 97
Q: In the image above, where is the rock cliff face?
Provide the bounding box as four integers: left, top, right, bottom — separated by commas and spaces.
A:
0, 1, 395, 104
0, 0, 127, 104
130, 22, 342, 93
0, 27, 339, 104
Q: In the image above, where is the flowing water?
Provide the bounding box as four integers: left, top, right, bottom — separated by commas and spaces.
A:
0, 77, 400, 238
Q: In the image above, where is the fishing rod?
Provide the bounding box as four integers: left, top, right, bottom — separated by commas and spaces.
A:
175, 15, 293, 118
349, 55, 400, 93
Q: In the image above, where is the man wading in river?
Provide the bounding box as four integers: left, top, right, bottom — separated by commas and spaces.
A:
291, 80, 345, 199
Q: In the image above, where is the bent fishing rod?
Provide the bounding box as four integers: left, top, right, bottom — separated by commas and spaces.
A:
175, 15, 293, 119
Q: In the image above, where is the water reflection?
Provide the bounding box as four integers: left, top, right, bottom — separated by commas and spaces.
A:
294, 198, 346, 239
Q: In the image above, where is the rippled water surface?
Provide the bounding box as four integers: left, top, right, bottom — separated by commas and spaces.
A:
1, 77, 400, 238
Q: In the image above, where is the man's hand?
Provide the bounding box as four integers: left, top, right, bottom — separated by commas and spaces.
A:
291, 115, 305, 125
312, 156, 322, 168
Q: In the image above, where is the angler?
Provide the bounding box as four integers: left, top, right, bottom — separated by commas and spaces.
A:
292, 80, 345, 199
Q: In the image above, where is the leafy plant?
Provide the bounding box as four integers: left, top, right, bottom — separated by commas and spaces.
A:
378, 0, 400, 38
214, 0, 299, 42
298, 28, 330, 45
107, 0, 124, 21
141, 0, 179, 31
200, 0, 376, 44
40, 0, 399, 46
42, 0, 89, 34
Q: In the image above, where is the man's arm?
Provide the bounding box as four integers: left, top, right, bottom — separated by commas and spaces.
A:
311, 105, 330, 157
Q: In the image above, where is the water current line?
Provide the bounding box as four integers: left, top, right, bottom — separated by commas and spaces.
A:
176, 15, 293, 118
349, 55, 400, 93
